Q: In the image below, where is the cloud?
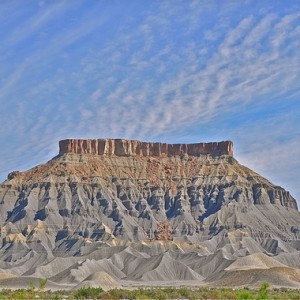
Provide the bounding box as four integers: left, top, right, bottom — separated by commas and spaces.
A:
233, 112, 300, 203
0, 2, 112, 104
4, 1, 69, 46
0, 1, 299, 207
82, 11, 299, 141
0, 60, 29, 100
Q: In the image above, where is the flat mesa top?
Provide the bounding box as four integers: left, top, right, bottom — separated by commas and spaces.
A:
59, 138, 233, 157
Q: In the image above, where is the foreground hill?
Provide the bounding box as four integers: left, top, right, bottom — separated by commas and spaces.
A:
0, 138, 299, 289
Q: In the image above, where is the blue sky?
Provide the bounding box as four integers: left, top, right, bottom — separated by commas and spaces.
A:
0, 1, 299, 204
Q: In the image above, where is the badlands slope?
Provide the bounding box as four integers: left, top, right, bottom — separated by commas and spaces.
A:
0, 138, 299, 290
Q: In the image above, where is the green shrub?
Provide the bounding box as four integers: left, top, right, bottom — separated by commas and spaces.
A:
39, 278, 48, 291
72, 287, 103, 299
237, 289, 254, 300
0, 285, 299, 300
257, 282, 269, 300
11, 289, 28, 300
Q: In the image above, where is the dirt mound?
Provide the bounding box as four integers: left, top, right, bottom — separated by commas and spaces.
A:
213, 267, 300, 288
74, 271, 120, 291
225, 253, 288, 271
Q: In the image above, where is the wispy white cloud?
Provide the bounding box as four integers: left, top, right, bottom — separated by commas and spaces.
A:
84, 12, 299, 141
234, 111, 300, 202
0, 2, 299, 204
4, 1, 69, 46
0, 2, 111, 103
0, 60, 29, 100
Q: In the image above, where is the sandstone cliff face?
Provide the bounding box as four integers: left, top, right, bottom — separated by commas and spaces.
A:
1, 139, 298, 241
59, 139, 234, 157
0, 138, 299, 287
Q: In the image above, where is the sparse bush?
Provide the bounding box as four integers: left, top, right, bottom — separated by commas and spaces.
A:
12, 289, 28, 300
237, 289, 254, 300
257, 281, 269, 300
72, 287, 103, 299
39, 278, 48, 291
0, 285, 299, 300
28, 280, 35, 292
27, 281, 36, 299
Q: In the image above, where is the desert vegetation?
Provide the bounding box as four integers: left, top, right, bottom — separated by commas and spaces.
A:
0, 282, 299, 299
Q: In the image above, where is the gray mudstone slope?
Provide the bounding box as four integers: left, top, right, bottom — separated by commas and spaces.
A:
0, 139, 299, 288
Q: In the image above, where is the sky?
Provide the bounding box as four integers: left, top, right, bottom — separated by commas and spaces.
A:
0, 1, 299, 205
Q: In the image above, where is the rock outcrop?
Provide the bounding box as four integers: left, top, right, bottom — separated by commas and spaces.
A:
59, 139, 234, 157
0, 138, 299, 288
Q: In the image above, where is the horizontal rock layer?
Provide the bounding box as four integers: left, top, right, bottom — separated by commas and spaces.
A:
0, 138, 299, 288
59, 139, 233, 157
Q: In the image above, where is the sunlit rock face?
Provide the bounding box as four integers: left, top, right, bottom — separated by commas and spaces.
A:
59, 138, 234, 157
0, 138, 299, 287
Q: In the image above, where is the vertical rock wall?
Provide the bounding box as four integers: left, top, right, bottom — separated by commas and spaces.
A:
59, 139, 233, 157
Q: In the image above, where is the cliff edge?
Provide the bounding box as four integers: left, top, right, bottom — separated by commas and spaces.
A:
59, 139, 233, 157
